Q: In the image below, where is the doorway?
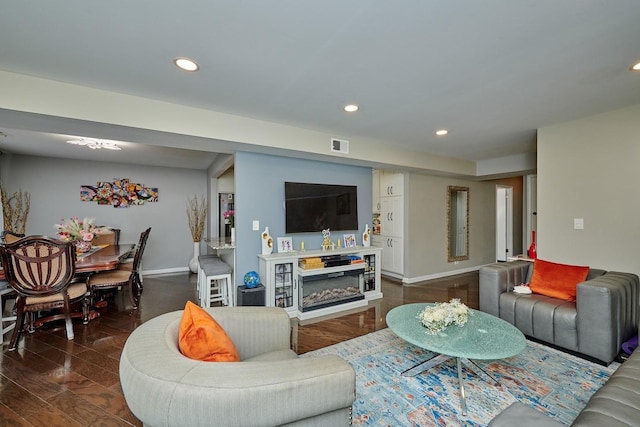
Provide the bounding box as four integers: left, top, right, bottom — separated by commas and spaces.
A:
496, 186, 513, 262
219, 193, 234, 238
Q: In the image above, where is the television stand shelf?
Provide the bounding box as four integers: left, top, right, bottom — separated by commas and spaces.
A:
258, 246, 382, 320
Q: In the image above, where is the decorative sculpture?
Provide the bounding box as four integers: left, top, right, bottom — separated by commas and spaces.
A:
261, 227, 273, 255
362, 224, 371, 247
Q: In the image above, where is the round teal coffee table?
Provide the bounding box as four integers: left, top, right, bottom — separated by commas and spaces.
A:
386, 303, 526, 415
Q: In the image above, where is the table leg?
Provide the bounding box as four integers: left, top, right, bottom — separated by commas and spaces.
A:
460, 357, 500, 386
401, 353, 452, 377
456, 357, 468, 416
400, 354, 498, 417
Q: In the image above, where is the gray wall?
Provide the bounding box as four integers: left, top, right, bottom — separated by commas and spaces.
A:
406, 173, 496, 280
1, 154, 206, 272
538, 103, 640, 277
233, 151, 372, 283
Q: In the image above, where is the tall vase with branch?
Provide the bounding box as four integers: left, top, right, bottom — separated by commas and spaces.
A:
0, 180, 31, 234
186, 194, 207, 273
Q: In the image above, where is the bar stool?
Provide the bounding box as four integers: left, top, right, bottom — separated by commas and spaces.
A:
197, 254, 219, 299
198, 256, 234, 307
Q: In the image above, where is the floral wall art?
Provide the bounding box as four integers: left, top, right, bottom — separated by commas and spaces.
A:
81, 178, 158, 208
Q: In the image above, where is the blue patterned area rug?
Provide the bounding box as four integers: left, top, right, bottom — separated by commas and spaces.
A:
303, 328, 618, 426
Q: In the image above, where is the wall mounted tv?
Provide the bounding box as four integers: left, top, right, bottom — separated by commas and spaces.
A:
285, 182, 359, 233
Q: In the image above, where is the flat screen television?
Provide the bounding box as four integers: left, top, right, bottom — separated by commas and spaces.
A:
285, 182, 358, 233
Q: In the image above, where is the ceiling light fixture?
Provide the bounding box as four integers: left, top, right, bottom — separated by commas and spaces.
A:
174, 57, 200, 72
435, 129, 449, 136
344, 104, 359, 112
67, 137, 122, 150
631, 61, 640, 71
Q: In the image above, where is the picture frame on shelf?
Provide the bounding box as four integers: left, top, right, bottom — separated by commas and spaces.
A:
343, 233, 356, 248
275, 292, 287, 308
277, 237, 294, 253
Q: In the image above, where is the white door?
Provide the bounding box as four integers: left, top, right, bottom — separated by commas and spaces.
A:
496, 186, 513, 261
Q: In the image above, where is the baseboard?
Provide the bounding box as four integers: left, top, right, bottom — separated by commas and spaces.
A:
400, 265, 489, 284
142, 266, 190, 276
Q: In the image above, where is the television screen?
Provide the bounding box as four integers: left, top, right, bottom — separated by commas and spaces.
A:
285, 182, 358, 233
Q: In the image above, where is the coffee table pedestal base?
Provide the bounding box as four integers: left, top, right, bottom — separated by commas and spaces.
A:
401, 354, 500, 416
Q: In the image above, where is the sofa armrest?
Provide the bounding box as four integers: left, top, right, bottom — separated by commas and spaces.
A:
577, 271, 639, 364
208, 306, 292, 360
479, 261, 532, 316
170, 356, 355, 426
489, 402, 563, 427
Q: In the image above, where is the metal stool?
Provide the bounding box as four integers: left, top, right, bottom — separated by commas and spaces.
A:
198, 257, 233, 307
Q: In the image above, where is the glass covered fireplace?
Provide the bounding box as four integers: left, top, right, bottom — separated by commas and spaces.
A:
298, 268, 365, 312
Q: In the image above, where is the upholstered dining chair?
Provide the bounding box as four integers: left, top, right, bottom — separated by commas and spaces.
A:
92, 228, 120, 246
0, 236, 89, 351
1, 230, 25, 244
87, 227, 151, 310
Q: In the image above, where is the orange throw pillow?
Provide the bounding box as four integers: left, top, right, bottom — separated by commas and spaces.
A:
178, 301, 240, 362
528, 258, 589, 302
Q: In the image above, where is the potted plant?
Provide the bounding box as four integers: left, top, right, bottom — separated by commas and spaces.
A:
186, 195, 207, 273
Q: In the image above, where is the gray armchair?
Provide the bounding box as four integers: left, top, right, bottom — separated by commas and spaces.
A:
119, 306, 356, 427
479, 261, 639, 364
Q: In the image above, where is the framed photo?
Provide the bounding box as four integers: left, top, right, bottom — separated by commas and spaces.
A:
275, 292, 287, 308
343, 233, 356, 248
277, 237, 293, 253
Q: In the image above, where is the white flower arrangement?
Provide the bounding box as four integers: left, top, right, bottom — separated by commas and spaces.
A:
417, 298, 472, 335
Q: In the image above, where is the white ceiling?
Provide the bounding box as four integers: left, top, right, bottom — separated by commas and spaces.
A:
0, 1, 639, 170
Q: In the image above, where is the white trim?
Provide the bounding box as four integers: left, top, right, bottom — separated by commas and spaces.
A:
142, 267, 190, 276
399, 265, 489, 284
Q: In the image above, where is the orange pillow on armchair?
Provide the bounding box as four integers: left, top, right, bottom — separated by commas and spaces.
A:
528, 258, 589, 302
178, 301, 240, 362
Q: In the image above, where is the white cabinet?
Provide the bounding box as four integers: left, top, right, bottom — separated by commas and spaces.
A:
259, 247, 382, 320
381, 197, 403, 237
380, 236, 403, 274
380, 171, 404, 197
375, 170, 405, 276
361, 248, 382, 300
258, 256, 298, 316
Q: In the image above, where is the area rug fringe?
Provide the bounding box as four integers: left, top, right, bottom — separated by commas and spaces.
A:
303, 328, 618, 427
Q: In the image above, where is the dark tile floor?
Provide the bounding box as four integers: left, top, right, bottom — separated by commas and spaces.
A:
0, 271, 478, 425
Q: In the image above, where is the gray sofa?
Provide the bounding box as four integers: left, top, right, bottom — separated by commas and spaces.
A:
490, 345, 640, 426
119, 306, 356, 427
479, 261, 639, 364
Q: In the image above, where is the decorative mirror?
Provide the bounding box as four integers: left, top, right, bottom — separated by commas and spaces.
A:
447, 186, 469, 262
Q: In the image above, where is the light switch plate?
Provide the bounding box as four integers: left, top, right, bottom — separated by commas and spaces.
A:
252, 220, 260, 231
574, 218, 584, 229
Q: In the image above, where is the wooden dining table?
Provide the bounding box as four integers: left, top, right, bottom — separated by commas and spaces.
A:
75, 243, 135, 274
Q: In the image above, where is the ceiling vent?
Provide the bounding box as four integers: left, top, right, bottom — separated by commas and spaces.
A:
330, 138, 349, 154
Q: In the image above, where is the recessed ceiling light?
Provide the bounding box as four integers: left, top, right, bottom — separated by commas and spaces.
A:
174, 57, 200, 72
631, 61, 640, 71
344, 104, 359, 112
435, 129, 449, 136
67, 137, 122, 150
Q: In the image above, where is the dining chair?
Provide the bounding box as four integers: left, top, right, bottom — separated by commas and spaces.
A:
1, 231, 25, 244
92, 228, 120, 246
0, 236, 89, 351
87, 227, 151, 309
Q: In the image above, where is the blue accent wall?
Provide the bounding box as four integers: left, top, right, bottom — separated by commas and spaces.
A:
234, 152, 372, 284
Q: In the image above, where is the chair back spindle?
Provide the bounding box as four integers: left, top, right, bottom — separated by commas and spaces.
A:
1, 237, 75, 296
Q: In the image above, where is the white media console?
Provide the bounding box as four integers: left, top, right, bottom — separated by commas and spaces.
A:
258, 246, 382, 320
